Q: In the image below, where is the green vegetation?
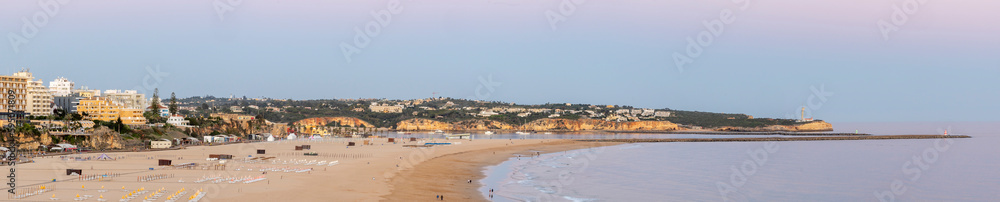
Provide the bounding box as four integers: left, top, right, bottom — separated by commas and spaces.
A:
169, 92, 179, 115
177, 97, 805, 129
664, 110, 803, 128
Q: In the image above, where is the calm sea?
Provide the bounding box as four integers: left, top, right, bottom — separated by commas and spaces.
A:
479, 122, 1000, 201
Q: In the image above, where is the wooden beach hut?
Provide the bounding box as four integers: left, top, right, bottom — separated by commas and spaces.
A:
158, 159, 172, 166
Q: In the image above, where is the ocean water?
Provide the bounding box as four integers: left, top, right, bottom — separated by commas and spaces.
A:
480, 122, 1000, 201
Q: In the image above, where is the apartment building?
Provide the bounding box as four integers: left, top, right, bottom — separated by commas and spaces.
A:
49, 77, 74, 97
12, 70, 53, 116
77, 97, 147, 125
103, 89, 147, 109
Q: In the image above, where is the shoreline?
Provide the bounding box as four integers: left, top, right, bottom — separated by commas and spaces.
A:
381, 139, 622, 201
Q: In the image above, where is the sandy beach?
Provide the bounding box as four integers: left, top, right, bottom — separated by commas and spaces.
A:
382, 140, 621, 201
5, 138, 616, 201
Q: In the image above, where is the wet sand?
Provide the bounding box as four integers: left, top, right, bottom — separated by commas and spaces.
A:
382, 140, 621, 202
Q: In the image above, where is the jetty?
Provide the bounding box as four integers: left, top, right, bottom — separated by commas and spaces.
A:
578, 135, 971, 143
601, 130, 872, 136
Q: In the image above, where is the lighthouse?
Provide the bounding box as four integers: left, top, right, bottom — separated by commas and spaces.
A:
801, 107, 805, 122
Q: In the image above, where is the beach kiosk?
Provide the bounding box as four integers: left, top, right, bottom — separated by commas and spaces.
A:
388, 138, 395, 143
158, 159, 172, 166
347, 142, 355, 146
256, 149, 266, 154
66, 169, 82, 176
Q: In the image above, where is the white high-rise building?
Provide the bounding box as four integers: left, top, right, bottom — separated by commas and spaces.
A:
49, 77, 74, 97
12, 70, 53, 116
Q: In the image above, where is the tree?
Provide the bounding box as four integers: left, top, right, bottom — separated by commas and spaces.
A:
199, 103, 210, 112
150, 88, 161, 113
169, 92, 178, 115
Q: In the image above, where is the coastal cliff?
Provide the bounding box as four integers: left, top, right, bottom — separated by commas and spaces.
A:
716, 120, 834, 132
293, 117, 374, 128
394, 118, 831, 132
522, 119, 680, 131
395, 118, 680, 131
395, 119, 455, 131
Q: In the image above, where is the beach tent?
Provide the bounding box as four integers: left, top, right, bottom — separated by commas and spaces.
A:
185, 137, 200, 143
56, 144, 77, 149
203, 136, 213, 143
96, 154, 113, 161
0, 147, 8, 151
287, 133, 297, 140
266, 135, 275, 142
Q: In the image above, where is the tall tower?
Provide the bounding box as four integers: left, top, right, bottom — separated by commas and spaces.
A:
801, 107, 805, 121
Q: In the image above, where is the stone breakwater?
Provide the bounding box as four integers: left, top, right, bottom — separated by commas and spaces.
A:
577, 135, 971, 143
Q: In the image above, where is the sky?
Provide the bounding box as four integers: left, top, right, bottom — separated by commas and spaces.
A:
0, 0, 998, 122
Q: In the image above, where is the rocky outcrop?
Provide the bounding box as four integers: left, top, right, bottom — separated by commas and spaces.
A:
293, 117, 373, 128
452, 119, 515, 130
396, 119, 453, 131
11, 132, 48, 150
790, 121, 834, 131
522, 119, 680, 131
395, 118, 680, 132
715, 120, 834, 132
